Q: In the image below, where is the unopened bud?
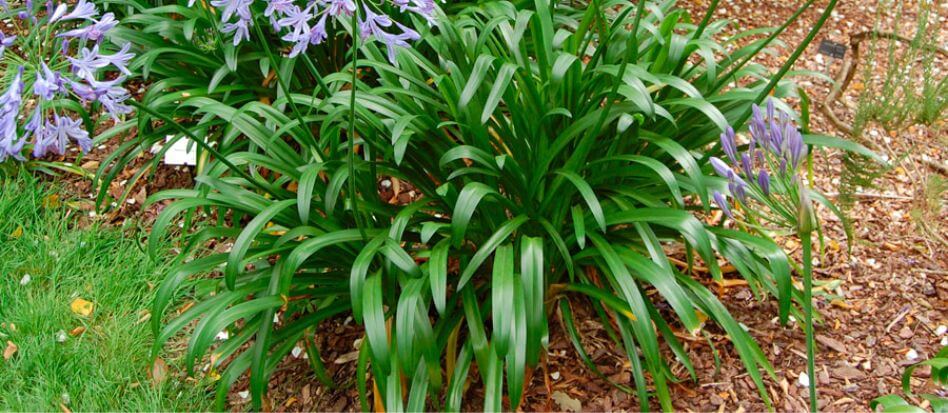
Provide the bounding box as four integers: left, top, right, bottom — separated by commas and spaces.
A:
797, 182, 814, 234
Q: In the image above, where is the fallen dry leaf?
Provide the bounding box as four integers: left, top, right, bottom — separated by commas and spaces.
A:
149, 358, 168, 387
70, 298, 94, 317
552, 391, 582, 412
43, 194, 61, 209
4, 340, 18, 360
69, 326, 86, 337
10, 226, 23, 239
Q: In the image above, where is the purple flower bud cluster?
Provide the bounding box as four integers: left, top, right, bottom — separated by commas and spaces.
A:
198, 0, 435, 63
710, 99, 808, 219
0, 0, 134, 162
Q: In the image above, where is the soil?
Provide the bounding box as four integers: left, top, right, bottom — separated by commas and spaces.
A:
52, 0, 947, 411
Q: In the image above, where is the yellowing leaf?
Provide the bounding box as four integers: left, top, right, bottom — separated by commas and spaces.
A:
70, 298, 94, 317
3, 340, 17, 360
10, 226, 23, 239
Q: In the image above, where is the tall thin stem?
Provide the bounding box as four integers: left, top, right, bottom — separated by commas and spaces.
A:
801, 231, 817, 412
348, 3, 367, 239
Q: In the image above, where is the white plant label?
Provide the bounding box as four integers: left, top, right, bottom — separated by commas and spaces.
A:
163, 135, 197, 166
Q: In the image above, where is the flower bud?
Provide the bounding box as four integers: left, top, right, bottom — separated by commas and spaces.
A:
713, 191, 734, 219
797, 181, 814, 234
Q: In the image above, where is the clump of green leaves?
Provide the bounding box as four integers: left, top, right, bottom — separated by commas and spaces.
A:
129, 0, 847, 411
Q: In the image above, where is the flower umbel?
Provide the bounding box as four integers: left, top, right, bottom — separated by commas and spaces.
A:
0, 0, 135, 162
709, 99, 814, 231
204, 0, 436, 63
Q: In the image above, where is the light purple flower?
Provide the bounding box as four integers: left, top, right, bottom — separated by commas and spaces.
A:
709, 156, 731, 178
33, 62, 62, 100
0, 68, 25, 161
277, 4, 314, 36
58, 12, 118, 42
68, 45, 109, 80
740, 152, 754, 180
102, 43, 134, 75
713, 191, 733, 219
360, 7, 420, 63
757, 170, 771, 196
283, 30, 312, 57
728, 176, 747, 203
90, 77, 132, 118
264, 0, 293, 18
720, 125, 738, 164
60, 0, 97, 21
0, 31, 14, 58
394, 0, 436, 24
210, 0, 252, 22
222, 19, 251, 45
47, 2, 68, 23
325, 0, 355, 17
33, 113, 90, 157
310, 13, 328, 45
785, 123, 806, 168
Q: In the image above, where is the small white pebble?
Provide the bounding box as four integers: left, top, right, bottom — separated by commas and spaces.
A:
55, 330, 67, 343
273, 314, 280, 324
19, 274, 31, 285
380, 179, 392, 189
906, 349, 919, 361
941, 337, 947, 346
797, 371, 810, 387
215, 331, 229, 341
238, 390, 249, 399
291, 346, 303, 358
935, 325, 947, 336
551, 371, 561, 381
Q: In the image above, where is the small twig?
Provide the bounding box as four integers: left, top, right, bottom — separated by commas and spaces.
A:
919, 158, 948, 175
913, 268, 948, 276
820, 192, 916, 201
884, 305, 912, 333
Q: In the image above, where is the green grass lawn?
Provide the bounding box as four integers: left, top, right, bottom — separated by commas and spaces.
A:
0, 172, 212, 411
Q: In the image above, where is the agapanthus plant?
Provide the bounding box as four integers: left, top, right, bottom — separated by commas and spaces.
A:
710, 99, 822, 412
0, 0, 133, 163
198, 0, 434, 62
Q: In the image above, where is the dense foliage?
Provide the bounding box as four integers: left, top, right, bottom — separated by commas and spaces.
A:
95, 0, 857, 411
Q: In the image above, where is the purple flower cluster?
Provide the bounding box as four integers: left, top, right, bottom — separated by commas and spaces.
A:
709, 100, 808, 219
0, 0, 134, 162
198, 0, 435, 63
